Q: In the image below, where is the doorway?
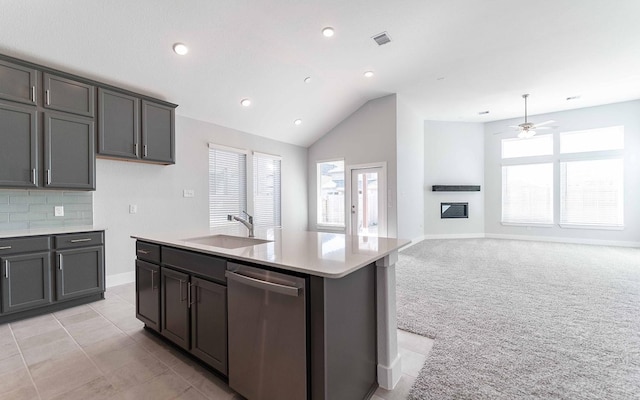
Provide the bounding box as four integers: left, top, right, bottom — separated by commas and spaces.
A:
348, 164, 387, 237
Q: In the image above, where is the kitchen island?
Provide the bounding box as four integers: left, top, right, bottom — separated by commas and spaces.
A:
132, 227, 409, 400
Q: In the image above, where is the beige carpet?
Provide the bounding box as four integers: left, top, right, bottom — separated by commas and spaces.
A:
396, 238, 640, 399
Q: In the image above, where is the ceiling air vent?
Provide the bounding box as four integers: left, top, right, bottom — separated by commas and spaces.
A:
372, 32, 391, 46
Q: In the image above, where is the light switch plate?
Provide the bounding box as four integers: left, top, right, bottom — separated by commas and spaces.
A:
54, 206, 64, 217
183, 189, 195, 198
129, 204, 138, 214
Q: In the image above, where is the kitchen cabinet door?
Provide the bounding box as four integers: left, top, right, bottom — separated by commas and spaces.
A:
1, 252, 52, 314
0, 59, 37, 105
0, 102, 38, 188
136, 260, 160, 331
190, 277, 228, 375
55, 246, 104, 301
43, 73, 95, 117
141, 100, 174, 164
161, 267, 190, 350
97, 88, 140, 159
43, 112, 95, 190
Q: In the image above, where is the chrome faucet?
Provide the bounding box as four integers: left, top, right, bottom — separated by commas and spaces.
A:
227, 211, 254, 237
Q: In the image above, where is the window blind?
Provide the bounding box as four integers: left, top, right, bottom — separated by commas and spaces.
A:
253, 152, 281, 227
560, 159, 623, 226
208, 145, 247, 227
502, 163, 553, 224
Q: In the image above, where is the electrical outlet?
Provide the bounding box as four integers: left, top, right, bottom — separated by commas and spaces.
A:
183, 189, 195, 198
129, 204, 138, 214
54, 206, 64, 217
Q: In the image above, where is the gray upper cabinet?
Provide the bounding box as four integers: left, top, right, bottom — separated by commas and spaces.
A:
0, 59, 37, 105
0, 102, 38, 188
141, 100, 175, 164
98, 88, 140, 159
43, 73, 95, 117
43, 112, 95, 190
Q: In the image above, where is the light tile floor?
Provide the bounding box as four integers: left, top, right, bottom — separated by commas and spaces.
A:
0, 283, 433, 400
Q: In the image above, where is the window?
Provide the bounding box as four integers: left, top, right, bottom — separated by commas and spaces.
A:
208, 144, 247, 227
500, 126, 624, 228
253, 152, 281, 227
559, 127, 624, 227
317, 160, 345, 228
502, 163, 554, 224
502, 134, 553, 159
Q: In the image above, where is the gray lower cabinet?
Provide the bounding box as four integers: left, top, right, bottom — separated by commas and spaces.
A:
43, 73, 95, 118
55, 245, 104, 301
0, 59, 37, 105
0, 101, 38, 188
1, 251, 52, 314
136, 242, 228, 376
136, 259, 160, 331
160, 267, 190, 350
190, 276, 227, 374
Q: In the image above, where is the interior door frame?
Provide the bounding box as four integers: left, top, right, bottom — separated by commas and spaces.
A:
346, 162, 387, 236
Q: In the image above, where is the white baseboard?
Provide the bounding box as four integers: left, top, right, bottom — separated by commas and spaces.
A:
400, 233, 486, 250
106, 271, 135, 288
485, 233, 640, 248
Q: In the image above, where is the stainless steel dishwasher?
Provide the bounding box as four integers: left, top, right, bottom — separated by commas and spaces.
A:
225, 262, 307, 400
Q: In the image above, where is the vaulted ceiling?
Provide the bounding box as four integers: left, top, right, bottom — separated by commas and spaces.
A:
2, 0, 639, 147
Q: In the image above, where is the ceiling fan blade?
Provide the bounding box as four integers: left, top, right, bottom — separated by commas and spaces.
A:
534, 126, 551, 130
534, 120, 555, 127
508, 125, 521, 129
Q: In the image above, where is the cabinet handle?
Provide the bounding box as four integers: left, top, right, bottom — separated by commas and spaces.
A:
188, 283, 194, 308
32, 168, 36, 185
47, 169, 51, 185
46, 89, 51, 105
31, 86, 36, 103
143, 145, 148, 157
70, 238, 92, 243
137, 249, 150, 255
4, 260, 8, 279
59, 253, 63, 270
0, 246, 12, 250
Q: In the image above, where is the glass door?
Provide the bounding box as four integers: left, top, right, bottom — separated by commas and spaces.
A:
350, 167, 386, 237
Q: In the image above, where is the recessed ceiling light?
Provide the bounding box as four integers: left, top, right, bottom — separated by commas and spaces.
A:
304, 77, 311, 83
240, 98, 251, 107
294, 119, 302, 126
172, 43, 189, 55
322, 27, 335, 37
363, 71, 374, 78
566, 95, 581, 101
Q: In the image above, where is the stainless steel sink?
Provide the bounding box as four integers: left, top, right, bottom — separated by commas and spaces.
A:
184, 234, 272, 249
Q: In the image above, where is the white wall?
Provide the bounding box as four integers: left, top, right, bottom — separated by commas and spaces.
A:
424, 121, 485, 237
94, 115, 308, 284
396, 96, 425, 241
308, 94, 398, 237
484, 100, 640, 246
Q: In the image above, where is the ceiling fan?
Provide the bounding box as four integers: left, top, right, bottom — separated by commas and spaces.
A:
510, 94, 555, 138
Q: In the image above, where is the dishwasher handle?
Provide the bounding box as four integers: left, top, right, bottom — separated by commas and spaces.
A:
225, 270, 301, 297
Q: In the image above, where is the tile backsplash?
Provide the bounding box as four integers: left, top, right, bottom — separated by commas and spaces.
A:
0, 190, 93, 231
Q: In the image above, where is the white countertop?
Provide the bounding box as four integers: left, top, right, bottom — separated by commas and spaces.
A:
0, 225, 106, 239
132, 226, 410, 279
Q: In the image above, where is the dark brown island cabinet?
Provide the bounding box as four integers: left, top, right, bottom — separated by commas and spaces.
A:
0, 230, 105, 323
135, 240, 379, 400
0, 54, 177, 191
135, 242, 228, 375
